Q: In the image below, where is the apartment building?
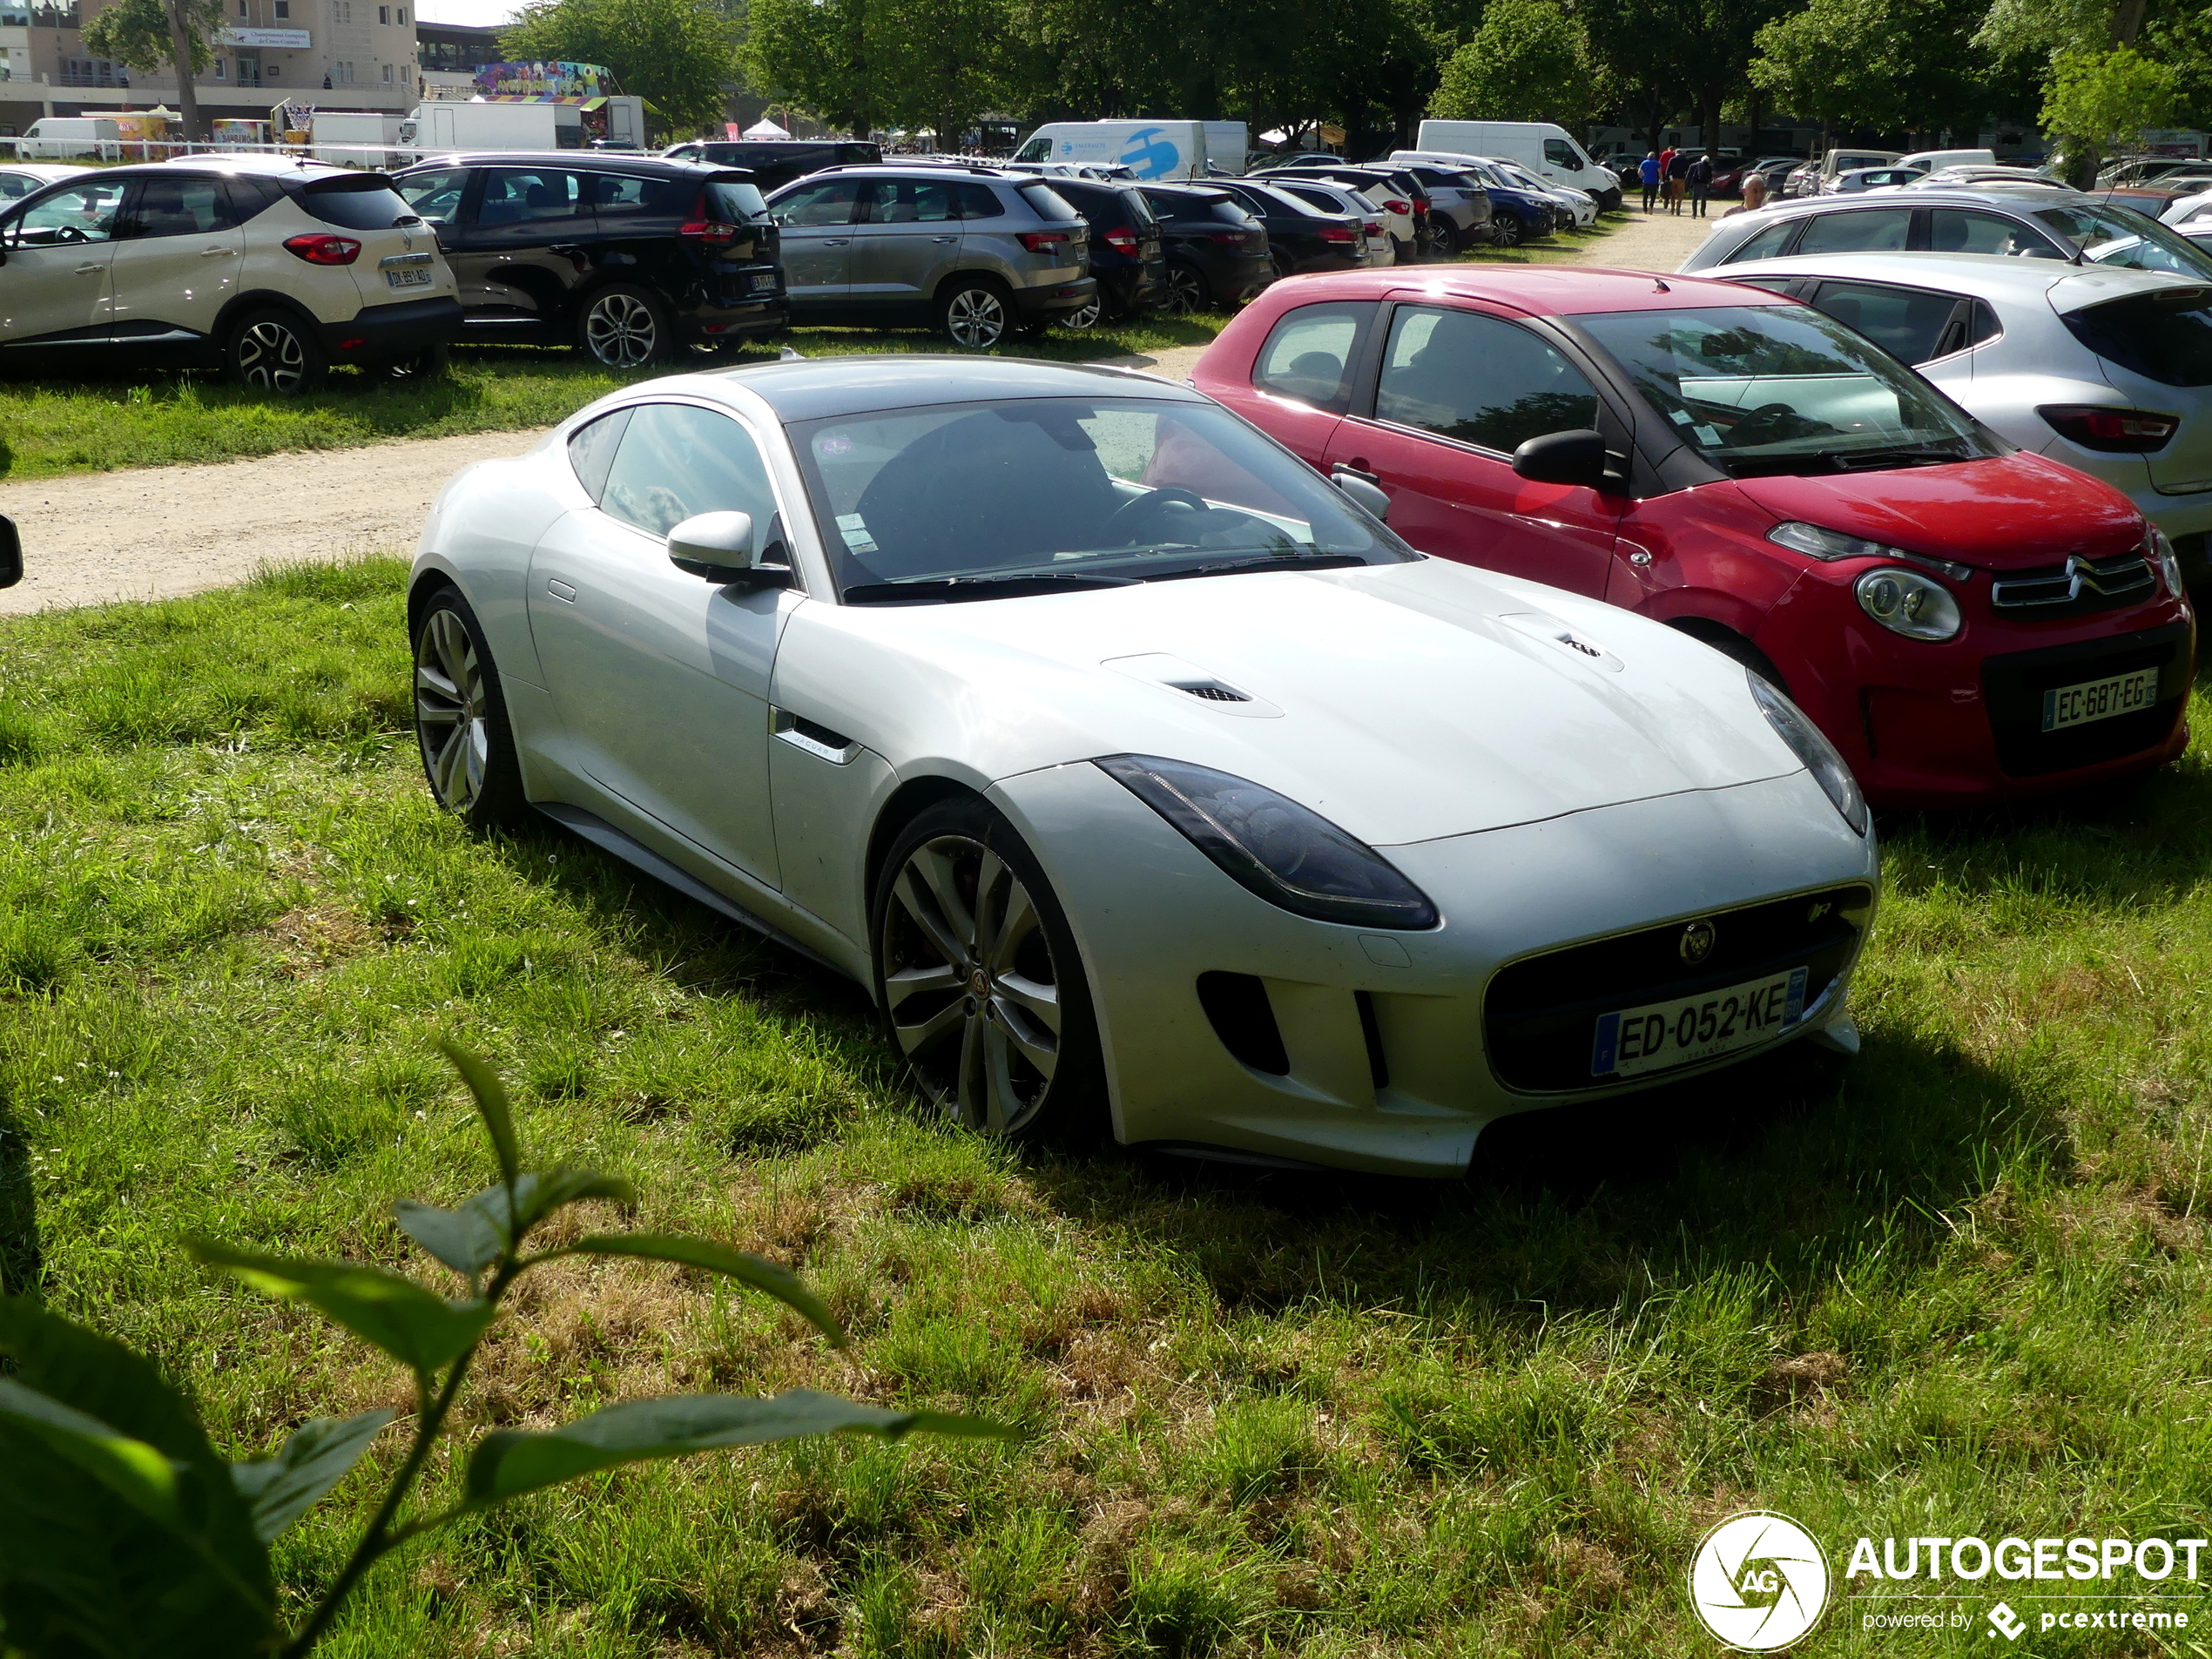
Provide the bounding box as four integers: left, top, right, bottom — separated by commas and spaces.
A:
1, 0, 419, 136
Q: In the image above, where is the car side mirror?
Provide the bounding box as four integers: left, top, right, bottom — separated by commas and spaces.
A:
1331, 469, 1391, 522
1512, 428, 1611, 489
668, 510, 790, 588
0, 513, 21, 590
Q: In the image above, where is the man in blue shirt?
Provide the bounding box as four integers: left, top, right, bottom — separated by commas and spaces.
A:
1638, 152, 1661, 213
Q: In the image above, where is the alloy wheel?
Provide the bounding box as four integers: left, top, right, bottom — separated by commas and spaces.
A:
1163, 265, 1207, 315
946, 286, 1008, 347
414, 608, 489, 813
236, 320, 307, 393
584, 291, 659, 367
1062, 295, 1103, 331
1494, 217, 1522, 247
880, 833, 1062, 1136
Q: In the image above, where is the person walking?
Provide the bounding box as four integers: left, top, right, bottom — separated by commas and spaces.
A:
1687, 152, 1713, 217
1664, 147, 1691, 213
1639, 151, 1661, 213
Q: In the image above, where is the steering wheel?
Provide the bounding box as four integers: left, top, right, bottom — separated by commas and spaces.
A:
1723, 402, 1801, 447
1103, 485, 1210, 544
49, 225, 88, 245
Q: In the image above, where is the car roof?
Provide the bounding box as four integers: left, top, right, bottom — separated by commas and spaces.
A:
1257, 265, 1788, 315
146, 153, 363, 180
685, 354, 1209, 422
1758, 184, 2092, 215
397, 152, 732, 178
1725, 250, 2209, 309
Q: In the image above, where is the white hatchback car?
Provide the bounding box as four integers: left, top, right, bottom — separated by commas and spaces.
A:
0, 154, 460, 390
1718, 250, 2212, 581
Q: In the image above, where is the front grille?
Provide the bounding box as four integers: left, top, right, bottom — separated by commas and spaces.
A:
1483, 886, 1873, 1093
1980, 619, 2194, 776
1990, 551, 2155, 618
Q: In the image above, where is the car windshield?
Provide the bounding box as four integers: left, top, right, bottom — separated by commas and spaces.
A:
1574, 304, 1994, 477
2033, 202, 2212, 278
791, 396, 1416, 603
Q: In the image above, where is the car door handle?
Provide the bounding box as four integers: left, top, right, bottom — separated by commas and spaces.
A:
74, 263, 103, 275
819, 238, 849, 246
546, 577, 577, 603
199, 245, 232, 257
931, 234, 956, 244
1332, 463, 1380, 485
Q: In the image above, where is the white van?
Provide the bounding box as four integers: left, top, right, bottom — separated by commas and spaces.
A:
1013, 120, 1245, 181
17, 118, 122, 161
1896, 147, 1997, 174
1414, 119, 1620, 209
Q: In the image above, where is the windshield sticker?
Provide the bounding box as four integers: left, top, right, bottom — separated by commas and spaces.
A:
816, 431, 853, 457
836, 513, 879, 554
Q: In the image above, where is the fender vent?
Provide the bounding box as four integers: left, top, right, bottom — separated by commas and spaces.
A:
1173, 681, 1251, 703
1197, 971, 1288, 1075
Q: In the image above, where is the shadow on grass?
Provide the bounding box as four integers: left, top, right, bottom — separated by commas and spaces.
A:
0, 1092, 37, 1297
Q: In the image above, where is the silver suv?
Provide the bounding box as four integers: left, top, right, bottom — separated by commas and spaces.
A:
764, 163, 1096, 348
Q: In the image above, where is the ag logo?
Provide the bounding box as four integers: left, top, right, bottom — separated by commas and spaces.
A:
1680, 918, 1716, 964
1689, 1511, 1830, 1651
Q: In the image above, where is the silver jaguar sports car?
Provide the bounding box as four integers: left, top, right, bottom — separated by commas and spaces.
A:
409, 355, 1878, 1177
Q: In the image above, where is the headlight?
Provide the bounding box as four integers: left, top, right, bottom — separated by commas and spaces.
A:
1096, 754, 1440, 930
2148, 523, 2188, 599
1766, 520, 1973, 583
1747, 673, 1869, 836
1854, 567, 1961, 640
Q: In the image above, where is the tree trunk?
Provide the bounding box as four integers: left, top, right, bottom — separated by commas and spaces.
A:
165, 0, 201, 144
2114, 0, 2148, 44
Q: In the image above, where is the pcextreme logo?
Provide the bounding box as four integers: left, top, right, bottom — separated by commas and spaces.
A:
1689, 1511, 1831, 1651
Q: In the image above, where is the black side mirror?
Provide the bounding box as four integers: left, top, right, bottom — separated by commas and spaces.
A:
1512, 428, 1611, 489
0, 513, 20, 589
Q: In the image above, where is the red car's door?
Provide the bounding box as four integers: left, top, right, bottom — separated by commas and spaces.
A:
1324, 300, 1624, 596
1205, 298, 1378, 471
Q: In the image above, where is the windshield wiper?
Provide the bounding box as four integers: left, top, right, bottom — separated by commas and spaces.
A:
1708, 444, 1967, 478
1148, 552, 1368, 581
840, 572, 1137, 604
1829, 443, 1972, 471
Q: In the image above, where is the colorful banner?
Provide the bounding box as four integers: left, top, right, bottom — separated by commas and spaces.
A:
470, 60, 610, 102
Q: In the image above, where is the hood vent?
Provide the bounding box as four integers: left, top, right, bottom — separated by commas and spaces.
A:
1173, 680, 1252, 703
1102, 653, 1285, 718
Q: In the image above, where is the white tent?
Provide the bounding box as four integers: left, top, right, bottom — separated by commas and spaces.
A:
742, 118, 792, 139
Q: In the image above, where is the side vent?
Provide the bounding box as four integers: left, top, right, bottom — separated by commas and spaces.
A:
1172, 680, 1252, 704
1197, 971, 1289, 1075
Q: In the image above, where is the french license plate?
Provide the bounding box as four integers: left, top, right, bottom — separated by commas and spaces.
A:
749, 272, 776, 293
385, 266, 432, 290
1591, 967, 1808, 1078
2041, 667, 2157, 732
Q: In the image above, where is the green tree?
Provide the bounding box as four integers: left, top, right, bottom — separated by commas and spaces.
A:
1429, 0, 1599, 126
2042, 44, 2180, 155
873, 0, 1018, 145
502, 0, 738, 138
80, 0, 226, 142
1750, 0, 1993, 141
745, 0, 883, 136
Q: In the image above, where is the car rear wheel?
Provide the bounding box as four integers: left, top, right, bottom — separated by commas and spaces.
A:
579, 283, 668, 368
380, 340, 449, 381
1061, 294, 1103, 330
412, 585, 526, 830
1162, 261, 1209, 315
872, 797, 1105, 1143
939, 277, 1011, 348
227, 307, 326, 395
1431, 218, 1459, 256
1492, 215, 1523, 248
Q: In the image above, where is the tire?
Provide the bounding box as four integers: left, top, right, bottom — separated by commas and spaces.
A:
1161, 261, 1209, 316
1493, 214, 1524, 249
577, 283, 670, 368
1061, 294, 1103, 331
380, 339, 449, 382
226, 307, 326, 395
412, 584, 528, 830
938, 276, 1012, 348
871, 795, 1106, 1144
1270, 252, 1294, 283
1673, 620, 1791, 699
1430, 217, 1458, 256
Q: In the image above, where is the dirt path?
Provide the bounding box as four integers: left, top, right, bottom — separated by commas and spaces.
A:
4, 208, 1717, 617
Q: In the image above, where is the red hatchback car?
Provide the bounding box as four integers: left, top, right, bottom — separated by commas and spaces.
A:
1194, 266, 2198, 807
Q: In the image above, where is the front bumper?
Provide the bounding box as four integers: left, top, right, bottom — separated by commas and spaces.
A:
320, 295, 462, 359
993, 762, 1878, 1177
1012, 276, 1099, 321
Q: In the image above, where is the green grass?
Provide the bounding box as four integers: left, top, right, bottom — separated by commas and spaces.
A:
0, 314, 1223, 483
6, 563, 2212, 1655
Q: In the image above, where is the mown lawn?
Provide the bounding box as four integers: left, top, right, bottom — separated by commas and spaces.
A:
3, 563, 2211, 1656
0, 314, 1223, 483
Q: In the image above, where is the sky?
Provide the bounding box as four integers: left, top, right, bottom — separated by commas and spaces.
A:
413, 0, 519, 26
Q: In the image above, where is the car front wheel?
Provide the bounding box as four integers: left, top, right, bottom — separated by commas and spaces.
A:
1493, 215, 1523, 248
412, 586, 526, 829
579, 283, 669, 368
1162, 261, 1209, 315
227, 307, 326, 395
872, 796, 1105, 1143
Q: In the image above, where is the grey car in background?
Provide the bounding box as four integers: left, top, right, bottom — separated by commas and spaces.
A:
764, 163, 1096, 348
1718, 250, 2212, 580
1380, 154, 1497, 253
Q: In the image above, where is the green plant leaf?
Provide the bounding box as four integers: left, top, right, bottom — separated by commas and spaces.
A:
438, 1040, 520, 1194
549, 1234, 846, 1345
188, 1243, 495, 1376
0, 1378, 187, 1532
395, 1198, 502, 1279
464, 1388, 1016, 1504
230, 1410, 395, 1542
467, 1168, 638, 1243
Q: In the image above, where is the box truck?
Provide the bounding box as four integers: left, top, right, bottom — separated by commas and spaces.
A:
309, 109, 407, 168
1013, 120, 1246, 180
1414, 120, 1622, 210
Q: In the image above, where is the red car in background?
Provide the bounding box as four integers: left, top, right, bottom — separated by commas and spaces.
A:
1193, 266, 2197, 808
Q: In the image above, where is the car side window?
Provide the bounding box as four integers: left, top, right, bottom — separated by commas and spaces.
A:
862, 179, 954, 224
954, 183, 1005, 219
1927, 209, 2066, 260
1722, 219, 1802, 262
567, 408, 632, 502
119, 175, 236, 239
0, 174, 32, 202
591, 173, 658, 218
477, 168, 582, 226
1805, 280, 1965, 364
1252, 301, 1372, 414
600, 403, 785, 545
3, 179, 125, 246
1543, 138, 1578, 166
1791, 208, 1912, 254
772, 179, 860, 227
395, 167, 469, 228
1375, 306, 1600, 455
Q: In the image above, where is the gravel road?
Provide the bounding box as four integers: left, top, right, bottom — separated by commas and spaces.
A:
1, 210, 1719, 616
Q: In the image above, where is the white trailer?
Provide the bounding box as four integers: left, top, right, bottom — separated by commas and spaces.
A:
308, 110, 406, 168
397, 96, 647, 158
1014, 120, 1246, 180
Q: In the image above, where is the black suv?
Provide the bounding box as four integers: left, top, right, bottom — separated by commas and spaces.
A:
1044, 177, 1163, 321
393, 153, 786, 367
1137, 184, 1273, 313
658, 140, 882, 193
1209, 178, 1369, 277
